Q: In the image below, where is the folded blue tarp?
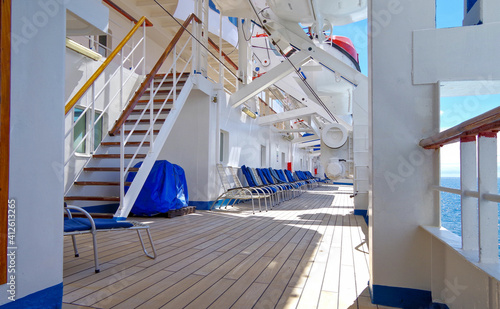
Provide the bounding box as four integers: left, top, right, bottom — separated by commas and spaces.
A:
126, 160, 189, 216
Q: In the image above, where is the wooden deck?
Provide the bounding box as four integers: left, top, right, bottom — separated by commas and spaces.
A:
63, 184, 395, 309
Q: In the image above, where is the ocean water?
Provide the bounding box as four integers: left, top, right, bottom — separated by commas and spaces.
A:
440, 177, 500, 255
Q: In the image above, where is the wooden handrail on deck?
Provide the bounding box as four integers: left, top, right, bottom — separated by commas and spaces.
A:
103, 0, 153, 27
420, 106, 500, 149
207, 37, 238, 71
109, 13, 202, 136
64, 16, 151, 115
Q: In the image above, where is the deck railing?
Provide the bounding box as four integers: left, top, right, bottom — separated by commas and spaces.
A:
64, 17, 149, 193
420, 106, 500, 263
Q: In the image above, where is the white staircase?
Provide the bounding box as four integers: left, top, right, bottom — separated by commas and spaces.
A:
65, 73, 193, 218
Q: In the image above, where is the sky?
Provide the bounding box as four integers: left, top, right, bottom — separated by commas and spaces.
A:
332, 1, 500, 178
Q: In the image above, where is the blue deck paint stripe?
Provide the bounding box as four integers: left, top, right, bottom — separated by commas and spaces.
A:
0, 282, 63, 308
371, 285, 433, 309
353, 209, 368, 224
189, 201, 219, 210
333, 182, 353, 186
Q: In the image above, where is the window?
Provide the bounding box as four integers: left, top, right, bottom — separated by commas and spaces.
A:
73, 107, 103, 154
220, 130, 229, 163
74, 108, 86, 153
261, 145, 266, 167
94, 111, 103, 151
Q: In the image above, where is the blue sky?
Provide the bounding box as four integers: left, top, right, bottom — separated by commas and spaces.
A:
332, 1, 499, 177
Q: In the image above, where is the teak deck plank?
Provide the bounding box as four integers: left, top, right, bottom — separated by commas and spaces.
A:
63, 184, 389, 309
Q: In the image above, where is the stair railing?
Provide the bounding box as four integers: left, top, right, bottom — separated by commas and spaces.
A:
206, 36, 239, 94
63, 17, 149, 193
108, 14, 201, 216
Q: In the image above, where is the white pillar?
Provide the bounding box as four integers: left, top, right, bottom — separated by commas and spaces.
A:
237, 18, 252, 86
478, 132, 498, 263
460, 136, 478, 251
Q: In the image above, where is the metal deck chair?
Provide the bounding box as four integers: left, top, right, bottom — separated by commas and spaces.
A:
296, 171, 320, 188
284, 169, 308, 191
234, 166, 275, 209
255, 168, 286, 204
269, 168, 300, 198
249, 167, 284, 207
261, 168, 292, 201
64, 204, 157, 273
211, 164, 269, 214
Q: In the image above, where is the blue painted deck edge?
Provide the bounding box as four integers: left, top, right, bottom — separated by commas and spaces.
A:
189, 201, 212, 210
333, 181, 353, 185
189, 200, 238, 210
0, 282, 63, 308
353, 209, 369, 224
371, 285, 449, 309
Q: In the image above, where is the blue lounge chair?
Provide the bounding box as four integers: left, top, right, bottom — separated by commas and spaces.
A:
260, 168, 292, 201
64, 203, 157, 273
240, 165, 276, 208
269, 168, 300, 198
284, 169, 308, 191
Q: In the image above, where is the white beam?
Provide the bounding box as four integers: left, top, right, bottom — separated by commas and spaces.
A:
413, 24, 500, 84
257, 107, 315, 126
273, 128, 314, 133
229, 51, 311, 107
293, 134, 319, 144
478, 133, 498, 263
460, 136, 478, 251
297, 139, 321, 148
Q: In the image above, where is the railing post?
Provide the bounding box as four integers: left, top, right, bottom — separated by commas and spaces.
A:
219, 12, 223, 85
142, 19, 146, 76
120, 50, 125, 210
149, 77, 154, 152
460, 136, 478, 251
90, 84, 96, 154
174, 44, 177, 103
478, 132, 498, 263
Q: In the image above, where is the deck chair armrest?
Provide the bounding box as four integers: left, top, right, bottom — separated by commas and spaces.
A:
65, 205, 97, 232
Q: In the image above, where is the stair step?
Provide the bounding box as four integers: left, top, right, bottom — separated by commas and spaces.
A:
130, 109, 170, 115
93, 154, 147, 159
146, 89, 182, 95
100, 142, 150, 147
153, 73, 190, 79
84, 167, 140, 172
152, 81, 186, 87
124, 119, 166, 124
64, 196, 120, 202
117, 130, 160, 135
74, 181, 132, 186
136, 99, 173, 105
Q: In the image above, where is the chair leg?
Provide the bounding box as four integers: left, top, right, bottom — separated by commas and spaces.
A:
71, 235, 79, 257
91, 231, 100, 273
136, 229, 157, 259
